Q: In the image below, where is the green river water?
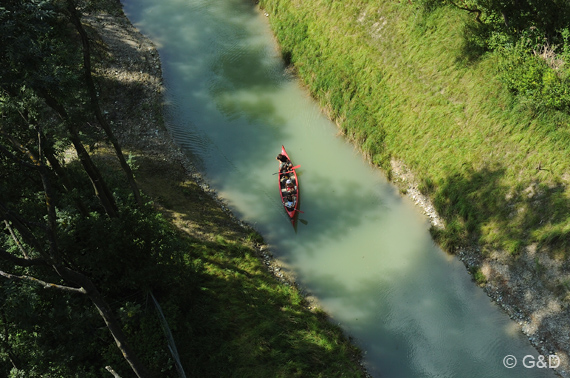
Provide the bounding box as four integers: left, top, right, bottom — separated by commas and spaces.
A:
123, 0, 557, 376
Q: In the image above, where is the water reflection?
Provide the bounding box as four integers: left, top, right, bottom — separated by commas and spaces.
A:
123, 0, 556, 377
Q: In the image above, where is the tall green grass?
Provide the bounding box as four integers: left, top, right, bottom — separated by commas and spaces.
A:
260, 0, 570, 257
163, 234, 365, 377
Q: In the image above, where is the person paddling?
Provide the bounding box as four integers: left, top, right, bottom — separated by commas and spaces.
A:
276, 153, 292, 173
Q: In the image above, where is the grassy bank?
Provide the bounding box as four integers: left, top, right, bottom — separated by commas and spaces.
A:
259, 0, 570, 258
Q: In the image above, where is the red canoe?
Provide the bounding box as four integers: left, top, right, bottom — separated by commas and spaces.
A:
278, 145, 299, 224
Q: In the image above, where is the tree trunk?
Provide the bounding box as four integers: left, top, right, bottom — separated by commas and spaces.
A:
36, 129, 60, 258
38, 90, 119, 217
43, 144, 90, 216
65, 121, 119, 217
66, 0, 143, 206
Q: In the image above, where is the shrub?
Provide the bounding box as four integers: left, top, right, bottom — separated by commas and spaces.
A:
469, 266, 487, 286
495, 28, 570, 111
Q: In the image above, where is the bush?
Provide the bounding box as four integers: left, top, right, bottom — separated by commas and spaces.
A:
494, 28, 570, 111
469, 266, 487, 286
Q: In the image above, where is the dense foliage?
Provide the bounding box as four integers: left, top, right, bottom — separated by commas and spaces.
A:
418, 0, 570, 111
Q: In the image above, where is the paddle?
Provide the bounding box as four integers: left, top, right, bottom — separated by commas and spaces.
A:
272, 165, 301, 175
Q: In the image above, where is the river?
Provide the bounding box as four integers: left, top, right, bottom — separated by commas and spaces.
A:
122, 0, 556, 376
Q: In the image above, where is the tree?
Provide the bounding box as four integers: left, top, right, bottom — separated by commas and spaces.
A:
0, 1, 157, 376
435, 0, 570, 38
1, 0, 142, 215
0, 127, 151, 377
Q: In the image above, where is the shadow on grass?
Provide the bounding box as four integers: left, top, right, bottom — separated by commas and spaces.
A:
426, 165, 570, 256
457, 21, 494, 65
176, 244, 365, 378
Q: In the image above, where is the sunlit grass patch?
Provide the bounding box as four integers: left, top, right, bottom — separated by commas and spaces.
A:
533, 220, 570, 257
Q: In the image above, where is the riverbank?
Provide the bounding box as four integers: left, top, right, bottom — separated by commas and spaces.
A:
87, 0, 370, 376
391, 159, 570, 376
258, 0, 570, 376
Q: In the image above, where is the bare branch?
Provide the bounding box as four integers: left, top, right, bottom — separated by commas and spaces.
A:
105, 366, 122, 378
2, 128, 62, 262
0, 201, 47, 258
35, 126, 60, 260
0, 270, 86, 294
0, 310, 20, 370
0, 131, 41, 166
54, 263, 152, 378
449, 0, 483, 24
4, 220, 30, 258
37, 89, 119, 218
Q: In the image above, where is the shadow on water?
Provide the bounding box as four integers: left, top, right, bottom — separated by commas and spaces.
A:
163, 2, 286, 158
292, 172, 389, 250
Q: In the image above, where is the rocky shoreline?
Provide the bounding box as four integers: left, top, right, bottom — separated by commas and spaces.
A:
391, 160, 570, 377
92, 1, 567, 377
